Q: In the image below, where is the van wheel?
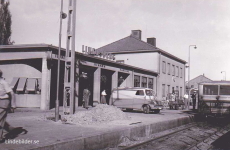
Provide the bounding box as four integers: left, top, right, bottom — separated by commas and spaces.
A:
126, 108, 133, 112
143, 105, 150, 114
154, 110, 160, 114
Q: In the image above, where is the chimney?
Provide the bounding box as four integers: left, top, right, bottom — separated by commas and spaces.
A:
131, 30, 141, 40
147, 37, 156, 47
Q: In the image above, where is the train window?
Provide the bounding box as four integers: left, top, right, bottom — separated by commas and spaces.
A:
203, 85, 218, 95
220, 85, 230, 95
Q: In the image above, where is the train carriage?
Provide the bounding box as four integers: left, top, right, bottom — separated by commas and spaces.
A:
198, 81, 230, 115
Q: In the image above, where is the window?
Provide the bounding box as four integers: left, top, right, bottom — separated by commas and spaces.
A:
162, 84, 165, 97
167, 63, 170, 75
220, 85, 230, 95
136, 90, 144, 96
162, 61, 166, 73
176, 66, 179, 77
142, 77, 147, 88
167, 85, 170, 98
116, 60, 124, 64
172, 65, 175, 76
180, 87, 182, 97
203, 85, 218, 95
134, 75, 140, 87
148, 78, 153, 89
180, 68, 183, 78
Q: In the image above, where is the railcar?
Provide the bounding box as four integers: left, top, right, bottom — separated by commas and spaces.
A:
198, 81, 230, 115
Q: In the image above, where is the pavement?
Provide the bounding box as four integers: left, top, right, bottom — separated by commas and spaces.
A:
1, 106, 196, 150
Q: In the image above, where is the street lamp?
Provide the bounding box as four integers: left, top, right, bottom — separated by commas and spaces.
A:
187, 45, 197, 110
221, 71, 226, 81
55, 0, 67, 122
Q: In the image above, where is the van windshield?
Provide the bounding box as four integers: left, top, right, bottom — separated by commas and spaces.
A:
146, 90, 154, 96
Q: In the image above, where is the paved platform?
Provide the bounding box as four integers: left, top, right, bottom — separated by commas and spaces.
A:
1, 107, 195, 150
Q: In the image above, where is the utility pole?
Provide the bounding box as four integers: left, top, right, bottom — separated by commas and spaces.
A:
55, 0, 67, 122
63, 0, 77, 115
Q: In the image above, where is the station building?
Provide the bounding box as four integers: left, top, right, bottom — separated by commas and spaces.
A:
0, 44, 158, 110
97, 30, 187, 100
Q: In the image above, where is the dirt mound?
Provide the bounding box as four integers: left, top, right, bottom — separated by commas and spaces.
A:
62, 104, 130, 125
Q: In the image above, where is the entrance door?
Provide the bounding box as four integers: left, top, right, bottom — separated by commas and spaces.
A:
100, 69, 114, 104
79, 65, 96, 106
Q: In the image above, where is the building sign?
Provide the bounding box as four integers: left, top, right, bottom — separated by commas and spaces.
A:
82, 45, 115, 61
120, 68, 129, 73
94, 63, 105, 68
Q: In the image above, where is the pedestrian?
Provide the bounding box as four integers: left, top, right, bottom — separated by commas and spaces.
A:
183, 93, 189, 109
83, 88, 90, 109
191, 91, 197, 111
101, 90, 107, 104
0, 69, 26, 143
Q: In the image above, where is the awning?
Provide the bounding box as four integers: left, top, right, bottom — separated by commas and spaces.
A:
16, 78, 27, 92
27, 78, 37, 92
10, 77, 19, 89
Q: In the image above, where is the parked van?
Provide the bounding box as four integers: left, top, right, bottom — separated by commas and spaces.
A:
111, 87, 163, 114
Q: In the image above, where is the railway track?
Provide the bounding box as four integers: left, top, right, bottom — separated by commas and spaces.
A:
111, 121, 230, 150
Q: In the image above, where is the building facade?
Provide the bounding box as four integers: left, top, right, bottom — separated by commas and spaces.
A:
97, 30, 187, 100
0, 44, 158, 111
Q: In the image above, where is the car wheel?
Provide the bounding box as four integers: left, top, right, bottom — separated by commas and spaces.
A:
143, 105, 150, 114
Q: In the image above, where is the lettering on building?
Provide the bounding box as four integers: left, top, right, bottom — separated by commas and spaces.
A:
120, 68, 129, 73
94, 63, 105, 68
82, 45, 115, 61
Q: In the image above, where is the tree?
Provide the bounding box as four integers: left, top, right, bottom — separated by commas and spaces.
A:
0, 0, 14, 45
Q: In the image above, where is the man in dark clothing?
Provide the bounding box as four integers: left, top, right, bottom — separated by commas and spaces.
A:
191, 91, 197, 111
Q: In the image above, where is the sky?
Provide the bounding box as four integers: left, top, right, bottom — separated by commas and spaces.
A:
9, 0, 230, 81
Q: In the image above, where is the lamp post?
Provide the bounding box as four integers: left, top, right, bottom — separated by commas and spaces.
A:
188, 45, 197, 110
55, 0, 67, 122
221, 71, 226, 81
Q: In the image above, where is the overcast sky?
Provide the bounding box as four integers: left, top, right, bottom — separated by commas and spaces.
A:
9, 0, 230, 81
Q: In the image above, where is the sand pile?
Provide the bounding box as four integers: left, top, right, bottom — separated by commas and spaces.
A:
62, 104, 130, 125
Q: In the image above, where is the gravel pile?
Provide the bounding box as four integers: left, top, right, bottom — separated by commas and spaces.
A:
62, 104, 130, 125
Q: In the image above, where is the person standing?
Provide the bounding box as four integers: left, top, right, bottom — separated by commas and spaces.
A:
183, 93, 189, 110
83, 88, 90, 109
0, 69, 16, 142
101, 90, 107, 104
191, 91, 197, 111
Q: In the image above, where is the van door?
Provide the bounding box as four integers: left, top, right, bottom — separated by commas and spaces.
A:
113, 90, 135, 109
133, 90, 146, 109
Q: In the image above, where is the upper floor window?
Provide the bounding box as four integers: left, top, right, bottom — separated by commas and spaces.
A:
172, 65, 175, 76
167, 63, 170, 75
176, 66, 179, 77
162, 61, 166, 74
180, 68, 183, 78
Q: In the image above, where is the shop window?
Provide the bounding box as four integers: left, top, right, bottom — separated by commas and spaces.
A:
134, 75, 140, 87
142, 77, 147, 88
162, 84, 165, 97
162, 61, 166, 74
13, 77, 41, 94
167, 63, 170, 75
172, 65, 175, 76
136, 90, 144, 96
148, 78, 153, 89
16, 78, 27, 94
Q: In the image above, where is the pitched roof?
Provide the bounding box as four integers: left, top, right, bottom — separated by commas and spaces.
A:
96, 36, 186, 64
189, 75, 212, 83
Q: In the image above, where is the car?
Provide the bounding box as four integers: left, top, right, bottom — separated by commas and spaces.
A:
111, 87, 163, 114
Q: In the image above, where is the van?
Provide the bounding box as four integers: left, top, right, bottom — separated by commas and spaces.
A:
111, 87, 163, 114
